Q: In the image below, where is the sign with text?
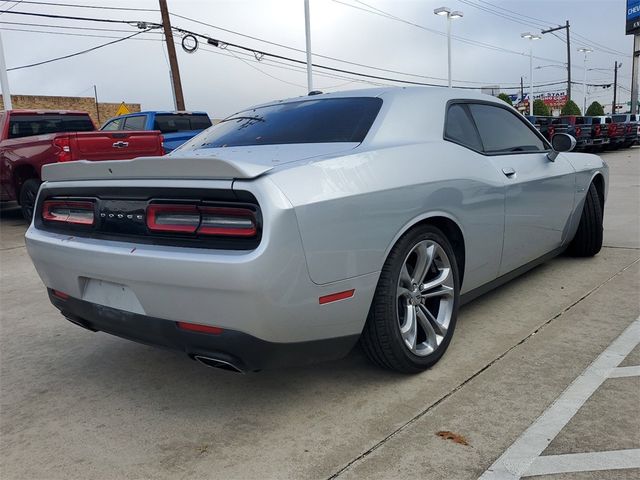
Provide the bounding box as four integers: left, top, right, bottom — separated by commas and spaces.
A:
627, 0, 640, 34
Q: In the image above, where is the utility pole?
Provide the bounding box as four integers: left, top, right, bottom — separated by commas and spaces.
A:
0, 32, 12, 110
158, 0, 185, 110
541, 21, 571, 101
631, 34, 639, 115
93, 85, 101, 125
613, 61, 618, 114
520, 76, 524, 106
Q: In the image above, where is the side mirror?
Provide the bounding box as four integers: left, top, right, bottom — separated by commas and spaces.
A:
548, 133, 576, 161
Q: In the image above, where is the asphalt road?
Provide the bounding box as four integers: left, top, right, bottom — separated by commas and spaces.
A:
1, 147, 638, 480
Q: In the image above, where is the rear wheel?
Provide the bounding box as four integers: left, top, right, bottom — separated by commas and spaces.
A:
19, 178, 41, 221
568, 182, 603, 257
361, 225, 460, 373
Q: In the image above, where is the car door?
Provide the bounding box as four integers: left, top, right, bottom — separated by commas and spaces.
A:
466, 102, 576, 276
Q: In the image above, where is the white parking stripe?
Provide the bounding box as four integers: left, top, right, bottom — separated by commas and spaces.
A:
479, 316, 640, 480
523, 449, 640, 477
608, 365, 640, 378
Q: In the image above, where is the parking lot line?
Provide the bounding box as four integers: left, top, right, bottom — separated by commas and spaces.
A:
608, 365, 640, 378
524, 449, 640, 477
478, 316, 640, 480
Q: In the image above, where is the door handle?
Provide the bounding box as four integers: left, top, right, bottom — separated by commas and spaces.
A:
502, 167, 516, 178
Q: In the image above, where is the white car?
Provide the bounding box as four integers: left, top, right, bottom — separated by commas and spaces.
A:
25, 87, 607, 373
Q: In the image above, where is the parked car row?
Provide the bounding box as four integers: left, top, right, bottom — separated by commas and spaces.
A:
0, 109, 212, 219
525, 114, 639, 151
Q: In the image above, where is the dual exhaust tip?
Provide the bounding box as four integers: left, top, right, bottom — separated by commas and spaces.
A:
193, 354, 244, 374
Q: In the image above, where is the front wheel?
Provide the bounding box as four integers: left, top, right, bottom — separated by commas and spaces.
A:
361, 225, 460, 373
19, 178, 41, 221
568, 182, 603, 257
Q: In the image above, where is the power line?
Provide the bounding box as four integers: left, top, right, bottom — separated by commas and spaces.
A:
0, 9, 161, 26
0, 19, 163, 33
7, 27, 157, 70
330, 0, 568, 66
12, 1, 158, 12
0, 25, 162, 40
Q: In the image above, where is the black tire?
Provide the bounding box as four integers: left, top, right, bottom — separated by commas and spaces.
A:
568, 182, 603, 257
19, 178, 41, 221
360, 225, 460, 373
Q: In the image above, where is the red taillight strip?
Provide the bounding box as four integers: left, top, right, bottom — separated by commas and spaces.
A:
42, 200, 95, 225
146, 204, 199, 233
198, 207, 257, 237
146, 204, 257, 237
319, 289, 355, 305
177, 321, 224, 335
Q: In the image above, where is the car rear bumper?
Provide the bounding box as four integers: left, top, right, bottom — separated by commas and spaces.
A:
49, 290, 359, 371
25, 204, 378, 345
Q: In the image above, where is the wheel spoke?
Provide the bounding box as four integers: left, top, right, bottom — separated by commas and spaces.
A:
397, 285, 412, 299
412, 242, 435, 284
399, 263, 412, 287
400, 304, 417, 351
416, 306, 438, 347
422, 285, 454, 299
418, 304, 448, 337
420, 267, 452, 293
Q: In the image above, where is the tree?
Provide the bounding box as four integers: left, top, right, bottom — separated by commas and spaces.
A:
561, 100, 581, 116
532, 99, 550, 116
586, 101, 605, 116
497, 93, 513, 106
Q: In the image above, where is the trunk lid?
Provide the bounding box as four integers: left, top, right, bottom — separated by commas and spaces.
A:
71, 130, 164, 160
42, 143, 358, 182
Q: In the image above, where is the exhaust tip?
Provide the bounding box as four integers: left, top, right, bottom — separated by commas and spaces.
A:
193, 355, 244, 374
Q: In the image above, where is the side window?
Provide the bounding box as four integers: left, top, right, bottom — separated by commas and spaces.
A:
123, 116, 146, 131
468, 103, 547, 154
102, 118, 123, 131
444, 104, 482, 151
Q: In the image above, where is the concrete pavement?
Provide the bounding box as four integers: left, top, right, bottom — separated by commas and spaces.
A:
1, 147, 638, 480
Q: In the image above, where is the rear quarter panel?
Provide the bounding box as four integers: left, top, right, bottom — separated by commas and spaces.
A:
267, 141, 506, 293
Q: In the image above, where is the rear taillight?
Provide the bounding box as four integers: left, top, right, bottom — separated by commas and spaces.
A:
53, 136, 72, 162
146, 204, 257, 237
159, 134, 166, 155
42, 200, 95, 225
548, 126, 555, 137
627, 125, 632, 133
594, 125, 601, 136
575, 127, 581, 137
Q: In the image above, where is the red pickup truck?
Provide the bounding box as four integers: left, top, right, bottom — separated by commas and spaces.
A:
0, 110, 164, 219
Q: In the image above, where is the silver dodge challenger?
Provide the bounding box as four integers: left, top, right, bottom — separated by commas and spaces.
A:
25, 87, 607, 373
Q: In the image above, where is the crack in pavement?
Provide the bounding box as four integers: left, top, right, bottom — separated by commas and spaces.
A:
327, 256, 640, 480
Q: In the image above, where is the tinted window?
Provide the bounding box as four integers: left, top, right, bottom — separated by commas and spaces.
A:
123, 116, 146, 131
182, 98, 383, 149
468, 104, 547, 153
8, 114, 95, 139
101, 118, 123, 131
153, 114, 212, 133
444, 104, 482, 151
612, 115, 627, 122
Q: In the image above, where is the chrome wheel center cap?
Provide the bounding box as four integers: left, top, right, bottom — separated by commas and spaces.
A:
409, 290, 422, 306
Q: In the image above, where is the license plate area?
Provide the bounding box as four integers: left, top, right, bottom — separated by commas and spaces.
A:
81, 278, 145, 315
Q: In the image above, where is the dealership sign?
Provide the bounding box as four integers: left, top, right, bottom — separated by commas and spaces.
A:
627, 0, 640, 34
517, 91, 568, 108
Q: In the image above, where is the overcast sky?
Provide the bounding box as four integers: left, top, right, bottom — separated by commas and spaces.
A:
1, 0, 635, 118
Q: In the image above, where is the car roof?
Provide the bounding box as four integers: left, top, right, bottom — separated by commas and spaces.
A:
1, 109, 90, 115
246, 86, 507, 111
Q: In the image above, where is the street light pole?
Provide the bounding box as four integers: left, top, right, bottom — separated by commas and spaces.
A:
522, 33, 541, 116
434, 7, 463, 88
578, 47, 593, 113
303, 0, 313, 93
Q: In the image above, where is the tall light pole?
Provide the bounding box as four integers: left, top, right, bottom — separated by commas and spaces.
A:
578, 47, 593, 113
0, 32, 12, 110
521, 32, 541, 116
434, 7, 463, 88
303, 0, 313, 93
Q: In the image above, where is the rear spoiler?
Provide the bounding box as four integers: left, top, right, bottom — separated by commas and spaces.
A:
42, 156, 273, 182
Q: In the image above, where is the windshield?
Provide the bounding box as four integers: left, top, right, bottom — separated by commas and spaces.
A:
179, 97, 383, 150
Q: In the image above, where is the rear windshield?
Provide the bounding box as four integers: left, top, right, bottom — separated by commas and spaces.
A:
8, 114, 95, 139
184, 97, 383, 149
153, 114, 212, 133
612, 115, 627, 122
